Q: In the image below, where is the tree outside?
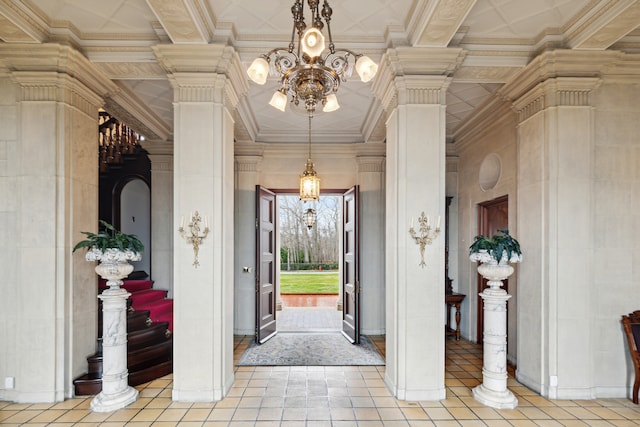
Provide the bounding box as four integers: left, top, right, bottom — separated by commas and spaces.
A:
279, 195, 340, 271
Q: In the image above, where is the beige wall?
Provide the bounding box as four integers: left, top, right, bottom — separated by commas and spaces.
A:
453, 98, 519, 359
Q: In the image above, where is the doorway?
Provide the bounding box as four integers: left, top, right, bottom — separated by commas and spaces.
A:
277, 194, 341, 333
476, 195, 508, 343
255, 185, 361, 344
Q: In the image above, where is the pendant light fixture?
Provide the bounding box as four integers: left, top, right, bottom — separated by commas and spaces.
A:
299, 114, 320, 202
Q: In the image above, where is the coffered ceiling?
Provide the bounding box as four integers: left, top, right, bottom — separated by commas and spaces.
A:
1, 0, 639, 144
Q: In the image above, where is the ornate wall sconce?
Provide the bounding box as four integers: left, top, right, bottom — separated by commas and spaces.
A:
179, 211, 209, 268
409, 212, 440, 268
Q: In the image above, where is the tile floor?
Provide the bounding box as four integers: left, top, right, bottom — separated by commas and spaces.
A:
1, 336, 639, 426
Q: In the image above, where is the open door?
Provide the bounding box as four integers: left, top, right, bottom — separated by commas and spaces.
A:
477, 195, 508, 343
342, 185, 360, 343
255, 185, 277, 343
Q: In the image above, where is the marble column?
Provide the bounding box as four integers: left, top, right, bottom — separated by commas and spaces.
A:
154, 44, 248, 401
0, 43, 116, 402
499, 54, 605, 397
146, 142, 174, 297
372, 47, 465, 400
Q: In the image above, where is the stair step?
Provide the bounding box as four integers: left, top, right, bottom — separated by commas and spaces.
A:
128, 339, 172, 370
151, 312, 173, 332
123, 279, 154, 293
129, 289, 167, 307
136, 298, 173, 319
128, 322, 170, 351
72, 373, 102, 396
128, 360, 173, 387
127, 310, 152, 331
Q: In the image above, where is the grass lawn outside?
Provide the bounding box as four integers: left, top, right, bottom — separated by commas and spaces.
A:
280, 271, 339, 294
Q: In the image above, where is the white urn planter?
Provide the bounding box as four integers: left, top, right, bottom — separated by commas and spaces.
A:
86, 248, 140, 412
472, 260, 518, 409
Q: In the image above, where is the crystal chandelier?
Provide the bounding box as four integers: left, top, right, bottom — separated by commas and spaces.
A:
246, 0, 379, 115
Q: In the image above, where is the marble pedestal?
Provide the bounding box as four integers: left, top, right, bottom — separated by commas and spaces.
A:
88, 253, 140, 412
472, 263, 518, 409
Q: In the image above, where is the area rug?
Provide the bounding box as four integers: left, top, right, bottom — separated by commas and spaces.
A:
237, 333, 385, 366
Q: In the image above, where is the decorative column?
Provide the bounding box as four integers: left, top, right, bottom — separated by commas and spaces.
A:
0, 43, 117, 402
371, 47, 465, 400
473, 263, 517, 409
498, 52, 606, 398
153, 44, 248, 401
146, 142, 174, 297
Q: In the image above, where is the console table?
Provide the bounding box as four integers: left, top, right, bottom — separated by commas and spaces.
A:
445, 292, 466, 340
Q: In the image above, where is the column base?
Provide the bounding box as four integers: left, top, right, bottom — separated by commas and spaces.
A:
90, 386, 138, 412
472, 384, 518, 409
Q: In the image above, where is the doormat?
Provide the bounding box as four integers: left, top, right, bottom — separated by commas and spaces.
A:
237, 333, 385, 366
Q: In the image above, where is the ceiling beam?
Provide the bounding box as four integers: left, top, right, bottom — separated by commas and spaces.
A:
410, 0, 478, 47
568, 0, 640, 50
0, 1, 47, 43
145, 0, 210, 44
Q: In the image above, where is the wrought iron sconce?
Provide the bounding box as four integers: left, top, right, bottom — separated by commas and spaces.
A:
179, 211, 209, 268
409, 212, 440, 268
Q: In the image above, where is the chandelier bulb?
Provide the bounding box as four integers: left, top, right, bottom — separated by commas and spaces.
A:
247, 57, 269, 85
322, 94, 340, 112
269, 89, 288, 112
355, 55, 379, 83
301, 27, 325, 58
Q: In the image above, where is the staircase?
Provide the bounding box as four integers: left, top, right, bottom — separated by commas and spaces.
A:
73, 278, 173, 396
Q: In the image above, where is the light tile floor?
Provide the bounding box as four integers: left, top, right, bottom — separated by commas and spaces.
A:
1, 337, 639, 426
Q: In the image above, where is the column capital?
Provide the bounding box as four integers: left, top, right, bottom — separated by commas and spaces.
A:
145, 141, 174, 172
495, 50, 640, 123
153, 44, 249, 110
372, 47, 465, 112
510, 77, 602, 123
356, 155, 385, 173
0, 43, 117, 99
235, 155, 262, 173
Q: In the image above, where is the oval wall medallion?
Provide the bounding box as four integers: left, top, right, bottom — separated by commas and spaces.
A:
479, 153, 501, 191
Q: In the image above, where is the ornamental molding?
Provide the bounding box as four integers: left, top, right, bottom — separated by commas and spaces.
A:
453, 66, 522, 83
511, 77, 601, 123
235, 156, 262, 173
356, 156, 385, 173
11, 71, 103, 117
498, 49, 622, 103
372, 47, 464, 113
95, 62, 167, 80
154, 44, 249, 108
0, 43, 118, 99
